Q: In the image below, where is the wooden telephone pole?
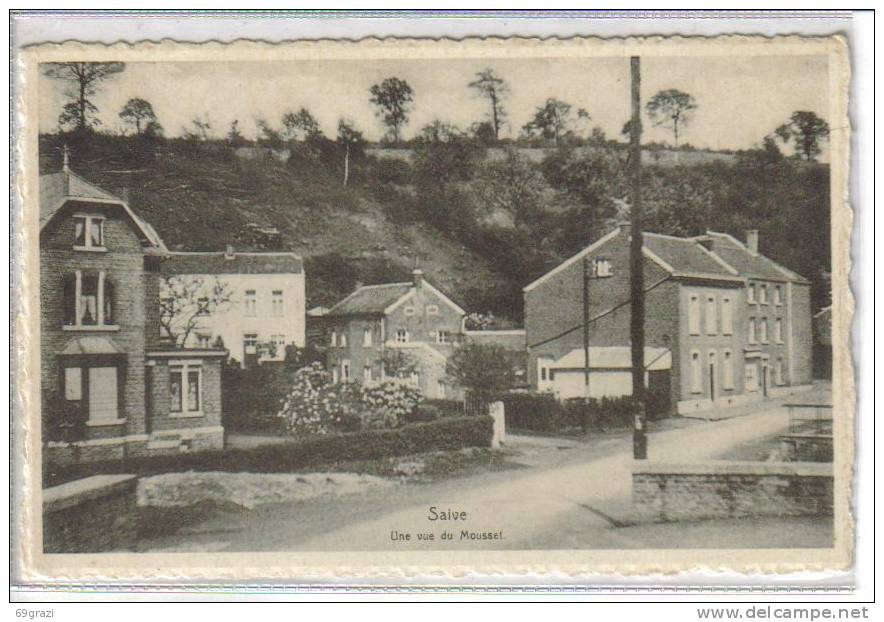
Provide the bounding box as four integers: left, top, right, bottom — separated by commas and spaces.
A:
629, 56, 648, 460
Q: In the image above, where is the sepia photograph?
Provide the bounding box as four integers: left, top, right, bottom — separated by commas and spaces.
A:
11, 26, 855, 587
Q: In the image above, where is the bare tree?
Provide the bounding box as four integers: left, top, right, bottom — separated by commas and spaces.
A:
159, 275, 234, 347
645, 89, 697, 149
369, 77, 414, 143
337, 118, 365, 187
468, 68, 509, 141
44, 62, 126, 131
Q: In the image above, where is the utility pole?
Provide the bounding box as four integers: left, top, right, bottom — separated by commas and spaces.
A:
583, 256, 592, 406
629, 56, 648, 460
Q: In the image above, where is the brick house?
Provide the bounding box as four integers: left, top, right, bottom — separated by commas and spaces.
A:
40, 164, 227, 466
524, 223, 812, 414
325, 270, 466, 399
159, 249, 305, 366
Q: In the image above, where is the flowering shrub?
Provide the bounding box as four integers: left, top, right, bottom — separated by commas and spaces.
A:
360, 381, 423, 428
277, 366, 423, 436
277, 363, 361, 436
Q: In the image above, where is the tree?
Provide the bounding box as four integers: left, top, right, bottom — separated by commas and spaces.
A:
522, 98, 574, 145
227, 119, 247, 147
158, 275, 234, 347
118, 98, 159, 136
380, 349, 419, 379
281, 107, 322, 141
774, 110, 830, 161
369, 77, 414, 143
473, 147, 546, 226
254, 117, 283, 149
646, 89, 697, 149
44, 62, 126, 131
468, 68, 509, 140
445, 343, 516, 404
183, 115, 212, 142
337, 118, 365, 187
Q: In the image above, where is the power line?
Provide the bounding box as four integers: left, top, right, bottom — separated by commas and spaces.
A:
527, 274, 672, 350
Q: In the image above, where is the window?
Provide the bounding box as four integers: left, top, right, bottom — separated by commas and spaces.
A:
396, 329, 409, 343
426, 305, 439, 316
243, 333, 258, 354
271, 290, 284, 316
332, 367, 339, 384
363, 365, 373, 383
722, 350, 734, 390
330, 330, 337, 347
73, 215, 105, 249
341, 360, 351, 382
196, 334, 211, 348
706, 295, 717, 335
404, 306, 416, 316
774, 318, 783, 343
721, 296, 733, 335
64, 271, 115, 327
170, 363, 202, 415
775, 358, 784, 385
363, 327, 373, 347
244, 290, 257, 316
593, 257, 613, 277
690, 351, 702, 394
409, 371, 420, 385
196, 297, 210, 316
774, 285, 783, 306
538, 357, 552, 387
436, 330, 451, 344
688, 294, 701, 335
748, 318, 757, 344
64, 367, 82, 401
745, 363, 759, 391
760, 318, 769, 343
759, 284, 768, 305
88, 367, 119, 423
272, 334, 286, 355
339, 331, 347, 347
748, 283, 756, 303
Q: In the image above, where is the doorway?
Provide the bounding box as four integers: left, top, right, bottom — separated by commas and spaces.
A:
707, 352, 716, 402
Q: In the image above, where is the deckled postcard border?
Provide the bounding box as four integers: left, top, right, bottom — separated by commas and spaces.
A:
12, 34, 853, 585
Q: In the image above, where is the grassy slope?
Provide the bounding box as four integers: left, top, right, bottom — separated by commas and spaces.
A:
39, 135, 503, 310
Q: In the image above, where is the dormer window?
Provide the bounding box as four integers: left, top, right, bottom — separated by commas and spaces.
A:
73, 215, 105, 250
593, 257, 613, 278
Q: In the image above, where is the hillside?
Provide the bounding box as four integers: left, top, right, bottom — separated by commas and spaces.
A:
39, 133, 831, 320
38, 134, 508, 315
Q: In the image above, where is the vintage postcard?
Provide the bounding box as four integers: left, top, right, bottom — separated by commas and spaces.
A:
12, 33, 853, 585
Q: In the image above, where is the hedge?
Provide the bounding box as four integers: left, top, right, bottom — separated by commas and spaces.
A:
502, 393, 649, 433
44, 415, 494, 488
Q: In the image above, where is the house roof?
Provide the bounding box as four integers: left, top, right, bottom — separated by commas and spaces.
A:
551, 346, 671, 371
326, 283, 414, 317
39, 169, 166, 250
702, 231, 808, 283
161, 251, 304, 275
642, 232, 740, 280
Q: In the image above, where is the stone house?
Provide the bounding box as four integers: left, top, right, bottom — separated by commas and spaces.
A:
324, 270, 466, 399
159, 249, 306, 367
40, 164, 227, 465
524, 224, 812, 414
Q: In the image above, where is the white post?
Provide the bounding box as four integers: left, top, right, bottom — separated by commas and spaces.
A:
489, 401, 505, 448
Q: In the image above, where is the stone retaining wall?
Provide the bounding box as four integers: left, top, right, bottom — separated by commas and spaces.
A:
633, 461, 833, 522
43, 474, 138, 553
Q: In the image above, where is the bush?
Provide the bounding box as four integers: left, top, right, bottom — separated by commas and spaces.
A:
277, 363, 363, 436
502, 393, 644, 433
43, 416, 494, 488
360, 382, 423, 427
371, 156, 413, 185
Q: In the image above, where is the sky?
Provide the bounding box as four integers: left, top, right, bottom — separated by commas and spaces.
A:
38, 54, 830, 153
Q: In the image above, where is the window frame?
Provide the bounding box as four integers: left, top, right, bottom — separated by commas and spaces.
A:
244, 289, 257, 317
690, 350, 702, 394
436, 330, 451, 344
395, 328, 409, 343
341, 359, 351, 382
63, 270, 118, 329
73, 214, 106, 251
706, 294, 717, 335
243, 332, 259, 355
169, 361, 204, 418
593, 257, 613, 278
748, 283, 756, 304
688, 294, 701, 336
774, 318, 783, 344
271, 289, 284, 316
760, 318, 769, 344
759, 284, 768, 305
721, 296, 733, 335
774, 285, 783, 306
425, 305, 439, 316
363, 326, 373, 347
404, 306, 416, 317
722, 349, 734, 390
748, 317, 757, 344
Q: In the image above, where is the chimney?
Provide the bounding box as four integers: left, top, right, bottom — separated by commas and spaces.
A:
745, 229, 759, 254
412, 268, 424, 287
62, 144, 71, 173
224, 244, 235, 260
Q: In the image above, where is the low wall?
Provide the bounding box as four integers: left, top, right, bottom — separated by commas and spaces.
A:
43, 474, 138, 553
633, 461, 833, 522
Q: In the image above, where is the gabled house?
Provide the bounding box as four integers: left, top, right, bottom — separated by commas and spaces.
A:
160, 248, 306, 367
40, 163, 227, 465
324, 270, 466, 399
524, 223, 812, 414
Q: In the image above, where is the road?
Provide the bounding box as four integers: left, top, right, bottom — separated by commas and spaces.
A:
142, 405, 832, 552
